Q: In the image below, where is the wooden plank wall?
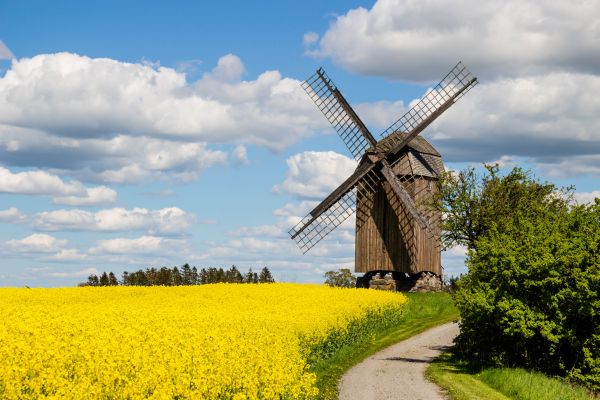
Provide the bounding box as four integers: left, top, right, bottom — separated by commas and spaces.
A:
355, 176, 441, 275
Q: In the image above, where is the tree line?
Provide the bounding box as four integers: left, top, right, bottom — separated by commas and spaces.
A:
82, 264, 275, 287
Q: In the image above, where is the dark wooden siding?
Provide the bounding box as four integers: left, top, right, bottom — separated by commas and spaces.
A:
355, 176, 441, 275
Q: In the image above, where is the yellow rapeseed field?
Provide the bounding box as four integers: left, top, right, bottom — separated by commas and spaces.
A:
0, 283, 407, 399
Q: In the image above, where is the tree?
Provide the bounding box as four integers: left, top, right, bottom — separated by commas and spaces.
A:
99, 272, 109, 286
324, 268, 355, 288
181, 264, 193, 285
108, 272, 118, 286
226, 265, 244, 283
433, 165, 572, 251
441, 166, 599, 391
87, 274, 99, 286
258, 267, 275, 283
171, 267, 182, 286
244, 268, 259, 284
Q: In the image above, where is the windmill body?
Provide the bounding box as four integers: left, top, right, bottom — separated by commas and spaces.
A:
355, 135, 444, 276
289, 63, 477, 288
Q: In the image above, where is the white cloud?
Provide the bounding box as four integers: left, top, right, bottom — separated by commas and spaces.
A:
422, 72, 600, 171
53, 186, 117, 206
232, 145, 248, 165
0, 40, 14, 60
0, 166, 116, 204
46, 249, 88, 262
302, 32, 319, 48
273, 151, 357, 199
0, 52, 322, 148
313, 0, 600, 81
0, 207, 26, 223
90, 235, 183, 255
0, 52, 327, 183
46, 267, 97, 277
574, 191, 600, 204
4, 233, 67, 254
32, 207, 193, 235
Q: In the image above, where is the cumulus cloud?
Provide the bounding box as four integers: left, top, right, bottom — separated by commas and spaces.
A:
90, 235, 184, 255
46, 267, 97, 277
32, 207, 193, 235
273, 151, 357, 199
420, 72, 600, 171
0, 166, 116, 204
0, 52, 321, 146
0, 207, 26, 223
53, 186, 117, 206
313, 0, 600, 81
574, 191, 600, 204
4, 233, 68, 254
0, 52, 327, 183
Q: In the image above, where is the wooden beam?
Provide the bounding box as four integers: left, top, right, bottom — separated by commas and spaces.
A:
380, 160, 428, 229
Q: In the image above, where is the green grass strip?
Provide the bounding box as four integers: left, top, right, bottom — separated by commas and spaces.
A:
427, 352, 596, 400
312, 292, 459, 400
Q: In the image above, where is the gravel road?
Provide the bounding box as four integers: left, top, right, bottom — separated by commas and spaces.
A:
338, 322, 459, 400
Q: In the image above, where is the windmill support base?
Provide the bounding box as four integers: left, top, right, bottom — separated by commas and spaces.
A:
356, 270, 443, 292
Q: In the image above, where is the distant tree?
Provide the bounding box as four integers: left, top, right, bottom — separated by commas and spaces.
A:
191, 266, 199, 284
226, 265, 244, 283
108, 272, 118, 286
87, 274, 99, 286
258, 267, 275, 283
324, 268, 355, 288
99, 272, 109, 286
181, 264, 193, 285
244, 268, 259, 284
122, 271, 130, 285
172, 267, 182, 286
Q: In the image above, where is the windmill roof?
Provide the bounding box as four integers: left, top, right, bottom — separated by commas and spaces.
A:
375, 131, 444, 178
374, 131, 441, 157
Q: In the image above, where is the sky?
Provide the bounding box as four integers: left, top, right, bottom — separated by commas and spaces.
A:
0, 0, 598, 287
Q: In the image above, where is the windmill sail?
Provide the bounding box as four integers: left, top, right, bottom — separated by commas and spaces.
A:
290, 62, 477, 261
379, 62, 477, 155
302, 68, 377, 160
290, 168, 380, 253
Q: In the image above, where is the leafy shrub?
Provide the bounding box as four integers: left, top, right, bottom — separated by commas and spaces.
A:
447, 167, 600, 391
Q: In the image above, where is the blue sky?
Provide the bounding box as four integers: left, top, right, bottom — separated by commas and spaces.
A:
0, 0, 598, 287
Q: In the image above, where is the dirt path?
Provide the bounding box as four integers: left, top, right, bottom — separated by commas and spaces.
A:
338, 322, 459, 400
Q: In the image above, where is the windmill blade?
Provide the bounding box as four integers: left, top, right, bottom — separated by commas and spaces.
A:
303, 68, 377, 161
289, 166, 381, 253
380, 62, 477, 155
379, 160, 429, 230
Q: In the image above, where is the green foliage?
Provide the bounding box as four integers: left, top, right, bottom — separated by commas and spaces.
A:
435, 165, 573, 250
323, 268, 356, 288
440, 165, 600, 391
84, 264, 276, 286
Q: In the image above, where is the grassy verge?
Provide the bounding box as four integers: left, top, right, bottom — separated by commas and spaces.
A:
312, 292, 459, 400
427, 352, 596, 400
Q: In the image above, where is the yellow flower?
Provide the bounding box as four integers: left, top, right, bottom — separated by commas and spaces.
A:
0, 283, 406, 399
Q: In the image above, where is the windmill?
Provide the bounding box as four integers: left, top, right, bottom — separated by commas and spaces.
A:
289, 62, 477, 288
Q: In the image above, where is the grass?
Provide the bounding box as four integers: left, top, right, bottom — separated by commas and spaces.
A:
427, 352, 596, 400
312, 291, 459, 400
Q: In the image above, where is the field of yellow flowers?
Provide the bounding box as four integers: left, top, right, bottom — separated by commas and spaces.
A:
0, 283, 407, 399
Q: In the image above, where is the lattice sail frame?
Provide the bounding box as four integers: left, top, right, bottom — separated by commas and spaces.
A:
379, 62, 477, 144
302, 68, 374, 160
289, 169, 380, 253
290, 62, 477, 254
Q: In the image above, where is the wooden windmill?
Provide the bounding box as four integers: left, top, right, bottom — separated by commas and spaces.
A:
289, 62, 477, 285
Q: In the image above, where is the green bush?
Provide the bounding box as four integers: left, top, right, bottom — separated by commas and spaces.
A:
448, 168, 600, 391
